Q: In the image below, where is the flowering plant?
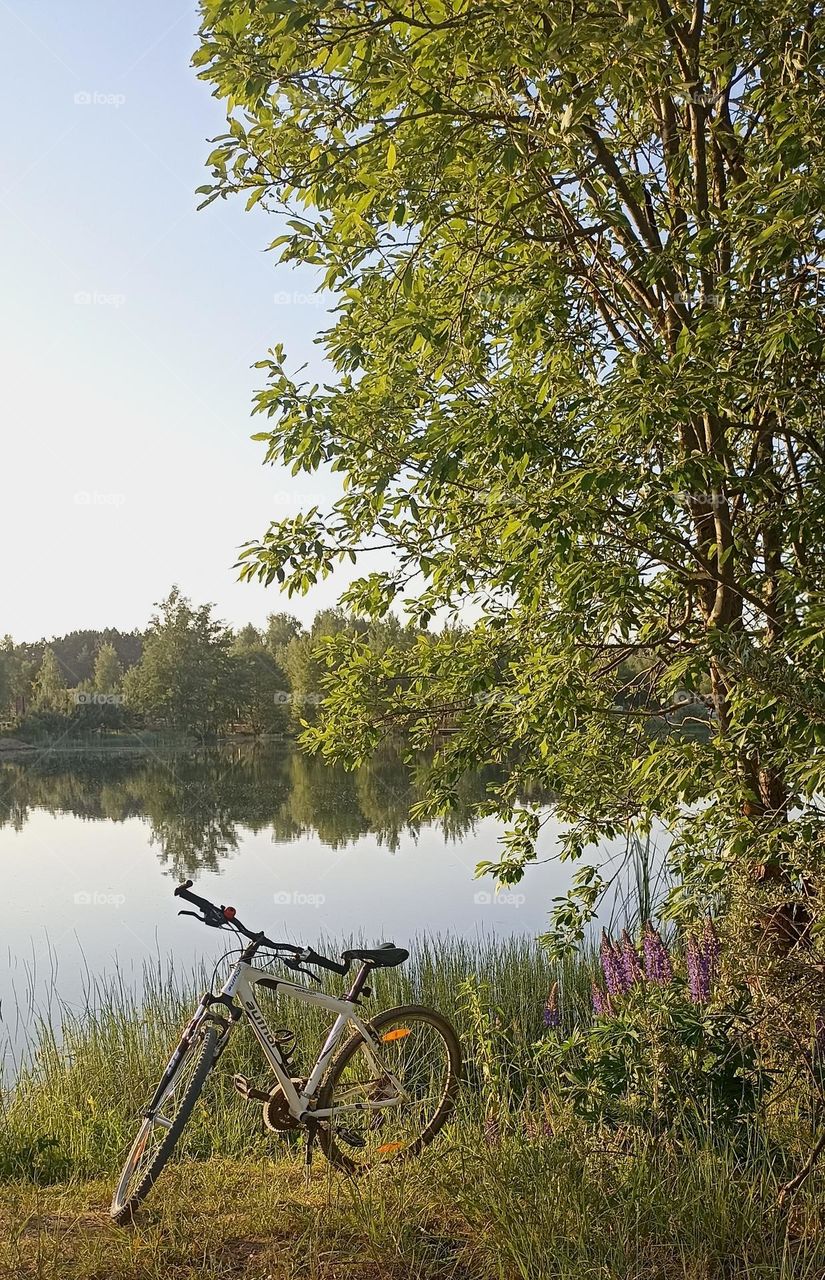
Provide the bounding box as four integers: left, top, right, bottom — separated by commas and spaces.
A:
538, 921, 767, 1131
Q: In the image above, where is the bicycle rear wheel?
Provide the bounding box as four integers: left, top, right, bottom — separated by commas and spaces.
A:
111, 1024, 218, 1224
317, 1004, 460, 1173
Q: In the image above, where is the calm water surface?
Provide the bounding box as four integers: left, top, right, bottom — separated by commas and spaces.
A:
0, 745, 640, 1064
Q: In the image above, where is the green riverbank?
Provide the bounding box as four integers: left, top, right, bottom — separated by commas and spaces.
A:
2, 939, 823, 1279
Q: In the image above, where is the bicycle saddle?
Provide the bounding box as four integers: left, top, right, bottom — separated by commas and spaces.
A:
342, 943, 409, 968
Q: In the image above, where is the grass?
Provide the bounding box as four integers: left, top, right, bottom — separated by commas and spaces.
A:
2, 937, 824, 1279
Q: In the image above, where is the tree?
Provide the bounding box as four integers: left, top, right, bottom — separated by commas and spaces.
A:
123, 588, 235, 739
0, 645, 10, 716
31, 647, 67, 713
264, 612, 304, 657
229, 625, 291, 734
92, 642, 122, 695
0, 637, 20, 714
0, 639, 36, 719
197, 1, 825, 960
279, 609, 367, 726
19, 630, 143, 687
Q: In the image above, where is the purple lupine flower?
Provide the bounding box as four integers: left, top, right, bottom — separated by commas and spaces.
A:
620, 930, 643, 988
687, 918, 721, 1003
642, 921, 673, 985
600, 930, 628, 995
702, 917, 720, 984
543, 981, 560, 1029
592, 982, 609, 1016
686, 934, 710, 1003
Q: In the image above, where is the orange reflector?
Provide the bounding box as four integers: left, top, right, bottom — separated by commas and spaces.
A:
381, 1028, 411, 1042
376, 1141, 404, 1155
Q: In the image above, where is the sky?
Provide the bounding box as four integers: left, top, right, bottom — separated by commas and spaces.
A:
0, 0, 362, 643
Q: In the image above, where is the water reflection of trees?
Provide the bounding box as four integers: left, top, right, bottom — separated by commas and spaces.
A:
0, 744, 488, 876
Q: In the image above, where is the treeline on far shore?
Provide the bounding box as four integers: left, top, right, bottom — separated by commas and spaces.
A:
0, 588, 413, 743
1, 587, 712, 747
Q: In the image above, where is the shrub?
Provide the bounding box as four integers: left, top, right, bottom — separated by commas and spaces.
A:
538, 922, 768, 1133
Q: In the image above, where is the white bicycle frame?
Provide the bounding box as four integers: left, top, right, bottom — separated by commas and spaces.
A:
214, 958, 405, 1121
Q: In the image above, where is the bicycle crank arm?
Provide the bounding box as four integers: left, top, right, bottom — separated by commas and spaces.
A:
232, 1074, 273, 1103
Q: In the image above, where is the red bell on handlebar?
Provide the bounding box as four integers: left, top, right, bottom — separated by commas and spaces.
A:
223, 906, 237, 920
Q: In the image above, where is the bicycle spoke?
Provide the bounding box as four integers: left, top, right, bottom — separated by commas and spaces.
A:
323, 1012, 455, 1167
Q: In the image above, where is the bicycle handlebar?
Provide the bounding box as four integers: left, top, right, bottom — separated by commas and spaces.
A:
173, 880, 350, 976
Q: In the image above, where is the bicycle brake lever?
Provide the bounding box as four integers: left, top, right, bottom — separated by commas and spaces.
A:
283, 958, 322, 984
178, 908, 226, 928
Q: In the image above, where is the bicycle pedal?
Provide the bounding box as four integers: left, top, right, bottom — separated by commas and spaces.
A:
232, 1074, 271, 1102
337, 1128, 367, 1149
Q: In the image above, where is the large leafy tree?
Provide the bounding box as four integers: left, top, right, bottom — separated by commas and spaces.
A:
123, 589, 236, 740
263, 611, 305, 657
0, 637, 26, 715
31, 647, 68, 714
195, 1, 825, 946
229, 623, 291, 733
92, 642, 123, 695
279, 608, 366, 725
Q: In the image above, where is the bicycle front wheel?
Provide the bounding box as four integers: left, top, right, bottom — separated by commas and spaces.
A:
110, 1023, 218, 1224
317, 1004, 461, 1173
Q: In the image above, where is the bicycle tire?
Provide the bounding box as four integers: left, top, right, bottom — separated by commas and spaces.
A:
317, 1004, 461, 1174
110, 1024, 218, 1224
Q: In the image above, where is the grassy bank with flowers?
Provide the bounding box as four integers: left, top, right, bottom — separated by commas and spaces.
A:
2, 933, 824, 1279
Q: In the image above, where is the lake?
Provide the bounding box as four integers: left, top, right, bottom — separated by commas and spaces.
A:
0, 743, 647, 1066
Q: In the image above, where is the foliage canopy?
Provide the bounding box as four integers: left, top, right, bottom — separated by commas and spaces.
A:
197, 1, 825, 941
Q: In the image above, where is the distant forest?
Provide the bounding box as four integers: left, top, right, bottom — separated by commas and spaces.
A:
1, 587, 710, 746
0, 588, 418, 742
12, 629, 145, 688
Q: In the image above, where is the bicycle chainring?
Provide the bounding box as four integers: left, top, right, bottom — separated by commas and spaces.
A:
263, 1080, 306, 1132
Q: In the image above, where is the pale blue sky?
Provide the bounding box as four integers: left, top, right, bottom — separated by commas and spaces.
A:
0, 1, 358, 641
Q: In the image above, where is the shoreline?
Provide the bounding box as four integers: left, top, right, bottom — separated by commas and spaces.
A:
0, 733, 292, 760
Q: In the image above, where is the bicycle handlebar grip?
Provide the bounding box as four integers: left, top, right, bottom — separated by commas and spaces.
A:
172, 885, 350, 970
174, 880, 216, 916
304, 947, 350, 976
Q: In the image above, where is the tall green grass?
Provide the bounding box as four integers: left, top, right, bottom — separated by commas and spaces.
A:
3, 936, 824, 1278
0, 935, 594, 1182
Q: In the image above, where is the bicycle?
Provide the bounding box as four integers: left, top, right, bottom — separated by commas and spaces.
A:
111, 880, 461, 1223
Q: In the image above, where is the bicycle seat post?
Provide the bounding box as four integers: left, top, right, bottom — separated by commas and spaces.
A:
344, 962, 373, 1002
